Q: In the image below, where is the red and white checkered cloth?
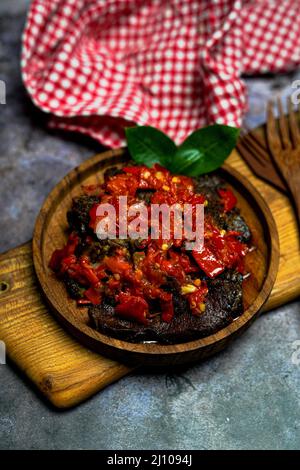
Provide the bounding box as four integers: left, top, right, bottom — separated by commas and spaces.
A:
22, 0, 300, 148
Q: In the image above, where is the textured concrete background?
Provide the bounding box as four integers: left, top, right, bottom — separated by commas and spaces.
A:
0, 0, 299, 450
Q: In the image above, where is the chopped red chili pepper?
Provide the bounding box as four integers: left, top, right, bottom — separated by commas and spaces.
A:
77, 299, 93, 306
50, 164, 250, 326
122, 166, 142, 176
192, 246, 225, 278
104, 256, 131, 275
49, 248, 66, 272
218, 188, 237, 212
187, 283, 208, 315
89, 204, 98, 229
106, 173, 139, 196
49, 232, 79, 271
115, 293, 149, 325
84, 287, 102, 305
161, 294, 174, 323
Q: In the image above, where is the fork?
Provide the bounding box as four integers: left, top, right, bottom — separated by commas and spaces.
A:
266, 97, 300, 228
236, 129, 287, 193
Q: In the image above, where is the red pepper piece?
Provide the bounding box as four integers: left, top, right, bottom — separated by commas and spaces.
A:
77, 299, 92, 306
49, 248, 66, 272
192, 247, 225, 278
84, 287, 102, 305
104, 256, 131, 275
60, 254, 77, 273
141, 257, 166, 285
66, 265, 88, 285
95, 264, 107, 280
89, 203, 99, 229
160, 259, 186, 284
106, 278, 121, 290
187, 193, 206, 205
122, 166, 141, 176
187, 284, 208, 315
66, 232, 80, 254
161, 295, 174, 323
49, 233, 79, 271
218, 188, 237, 212
78, 256, 101, 286
220, 235, 248, 273
226, 230, 242, 237
81, 267, 100, 286
169, 251, 198, 273
106, 173, 139, 196
115, 295, 148, 325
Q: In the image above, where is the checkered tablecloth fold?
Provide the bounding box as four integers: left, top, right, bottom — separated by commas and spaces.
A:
21, 0, 300, 148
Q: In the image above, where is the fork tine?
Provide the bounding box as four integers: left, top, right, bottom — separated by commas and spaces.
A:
246, 130, 268, 152
243, 133, 270, 163
266, 100, 282, 152
287, 97, 300, 148
236, 140, 287, 192
277, 97, 291, 149
240, 126, 269, 160
236, 141, 267, 171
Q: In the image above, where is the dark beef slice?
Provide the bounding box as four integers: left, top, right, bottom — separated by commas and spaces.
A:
161, 277, 189, 317
63, 277, 85, 300
193, 173, 224, 196
67, 195, 99, 235
193, 173, 228, 229
193, 174, 251, 243
88, 270, 243, 344
136, 188, 155, 204
208, 208, 251, 243
223, 209, 251, 243
103, 166, 123, 182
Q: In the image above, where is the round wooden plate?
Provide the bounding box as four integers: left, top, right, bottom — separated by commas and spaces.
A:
33, 149, 279, 366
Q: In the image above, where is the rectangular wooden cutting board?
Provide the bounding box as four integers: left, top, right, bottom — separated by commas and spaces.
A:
0, 149, 299, 408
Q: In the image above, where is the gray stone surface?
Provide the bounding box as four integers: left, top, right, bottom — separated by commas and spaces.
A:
0, 0, 299, 450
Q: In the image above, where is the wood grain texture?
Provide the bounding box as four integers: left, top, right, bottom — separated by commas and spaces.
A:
266, 100, 300, 228
0, 243, 132, 408
0, 148, 299, 407
32, 150, 278, 366
228, 149, 300, 310
236, 132, 287, 192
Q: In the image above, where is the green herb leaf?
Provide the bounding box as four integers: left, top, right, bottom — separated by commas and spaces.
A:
125, 124, 240, 176
125, 126, 176, 168
169, 124, 240, 176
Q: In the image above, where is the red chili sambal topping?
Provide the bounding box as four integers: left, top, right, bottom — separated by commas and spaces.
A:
50, 164, 249, 324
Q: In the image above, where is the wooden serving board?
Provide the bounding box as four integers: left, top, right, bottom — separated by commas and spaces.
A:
0, 149, 299, 408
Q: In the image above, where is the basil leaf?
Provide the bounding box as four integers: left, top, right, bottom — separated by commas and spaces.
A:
125, 126, 176, 168
169, 124, 240, 176
125, 124, 240, 177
